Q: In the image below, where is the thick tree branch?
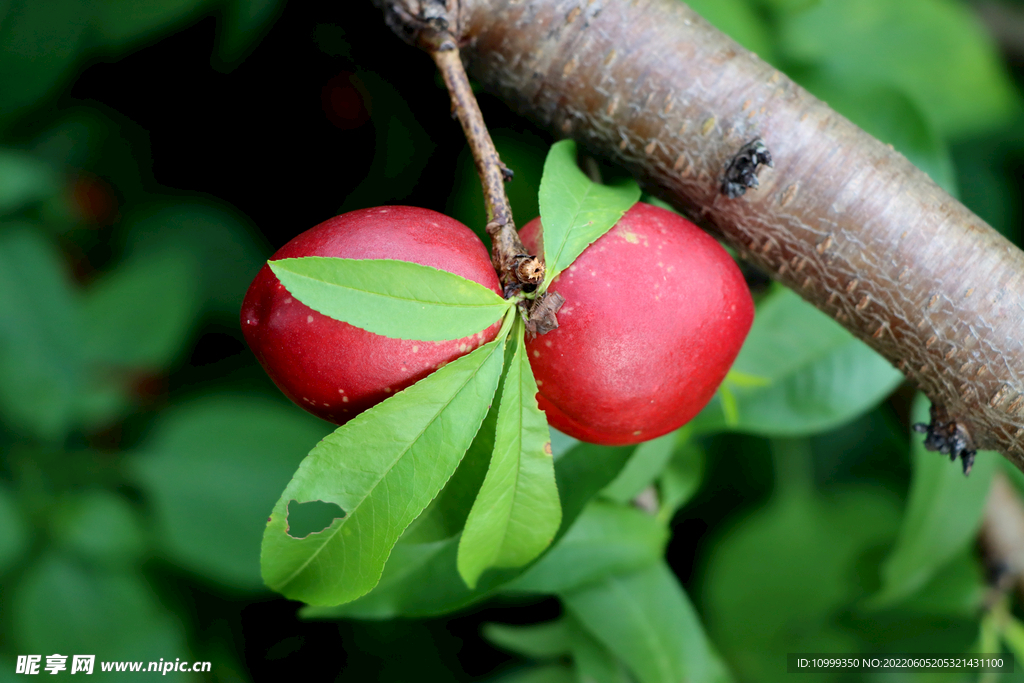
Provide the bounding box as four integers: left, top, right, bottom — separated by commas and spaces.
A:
379, 0, 1024, 467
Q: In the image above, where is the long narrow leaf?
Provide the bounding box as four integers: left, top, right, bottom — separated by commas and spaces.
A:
261, 324, 509, 605
270, 256, 509, 341
869, 393, 996, 608
562, 563, 732, 683
458, 321, 561, 588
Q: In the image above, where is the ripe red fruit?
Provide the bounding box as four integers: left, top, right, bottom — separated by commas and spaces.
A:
520, 203, 754, 445
241, 206, 502, 425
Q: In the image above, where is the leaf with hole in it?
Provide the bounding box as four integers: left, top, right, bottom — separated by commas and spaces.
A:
261, 326, 509, 606
537, 140, 640, 289
562, 562, 731, 683
869, 393, 996, 609
130, 395, 331, 590
458, 321, 561, 588
299, 441, 634, 619
269, 257, 509, 341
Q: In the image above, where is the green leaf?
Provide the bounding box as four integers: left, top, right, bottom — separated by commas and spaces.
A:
537, 140, 640, 289
562, 563, 731, 683
870, 393, 997, 608
601, 430, 680, 503
13, 553, 187, 671
565, 614, 632, 683
0, 227, 84, 440
120, 199, 267, 316
129, 395, 332, 589
893, 549, 985, 617
1002, 616, 1024, 664
459, 321, 561, 588
798, 80, 957, 195
300, 440, 633, 619
49, 490, 146, 567
691, 287, 903, 436
214, 0, 284, 70
505, 500, 667, 595
90, 0, 208, 51
483, 619, 571, 660
0, 484, 29, 575
656, 440, 705, 524
270, 257, 508, 341
402, 397, 500, 544
0, 149, 59, 215
779, 0, 1019, 138
82, 250, 199, 369
400, 358, 525, 545
704, 485, 900, 681
262, 329, 508, 605
0, 0, 89, 130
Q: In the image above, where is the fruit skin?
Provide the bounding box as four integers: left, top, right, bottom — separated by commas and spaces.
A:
520, 202, 753, 445
241, 206, 502, 425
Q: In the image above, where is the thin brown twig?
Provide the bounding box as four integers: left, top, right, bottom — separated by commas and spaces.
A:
376, 0, 563, 332
432, 46, 537, 293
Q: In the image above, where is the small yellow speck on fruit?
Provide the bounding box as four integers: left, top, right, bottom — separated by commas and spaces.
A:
412, 345, 420, 352
342, 396, 349, 403
306, 315, 314, 323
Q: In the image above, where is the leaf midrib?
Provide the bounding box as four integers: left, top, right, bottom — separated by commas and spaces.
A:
545, 181, 597, 279
275, 259, 505, 309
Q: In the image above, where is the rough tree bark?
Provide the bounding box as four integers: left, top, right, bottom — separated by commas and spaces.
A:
379, 0, 1024, 468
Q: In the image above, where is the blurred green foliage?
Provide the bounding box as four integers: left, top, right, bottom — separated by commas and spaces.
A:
2, 0, 1024, 681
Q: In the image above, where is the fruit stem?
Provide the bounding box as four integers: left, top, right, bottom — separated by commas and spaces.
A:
377, 0, 561, 332
431, 46, 542, 294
